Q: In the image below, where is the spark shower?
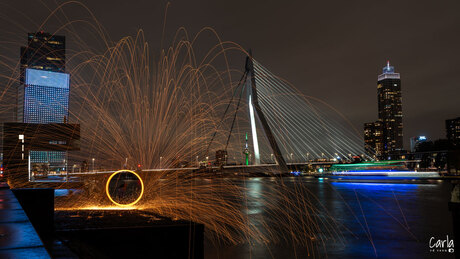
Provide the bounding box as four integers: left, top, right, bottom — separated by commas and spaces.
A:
0, 1, 367, 252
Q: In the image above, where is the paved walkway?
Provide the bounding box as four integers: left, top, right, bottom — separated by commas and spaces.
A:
0, 182, 50, 258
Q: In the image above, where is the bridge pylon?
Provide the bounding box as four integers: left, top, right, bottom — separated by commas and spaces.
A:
246, 50, 288, 173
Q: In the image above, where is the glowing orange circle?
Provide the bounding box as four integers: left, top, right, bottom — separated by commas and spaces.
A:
106, 170, 144, 207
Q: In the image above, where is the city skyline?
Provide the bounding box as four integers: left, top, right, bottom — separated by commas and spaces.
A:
0, 0, 459, 148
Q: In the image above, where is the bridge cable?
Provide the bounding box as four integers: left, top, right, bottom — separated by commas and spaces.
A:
252, 60, 374, 160
205, 71, 248, 157
225, 75, 247, 151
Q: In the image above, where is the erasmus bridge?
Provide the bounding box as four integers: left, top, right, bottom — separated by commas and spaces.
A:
78, 53, 369, 176
238, 53, 368, 172
186, 52, 370, 173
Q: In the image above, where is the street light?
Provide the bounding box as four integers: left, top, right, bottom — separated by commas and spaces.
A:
306, 152, 310, 161
92, 158, 95, 172
160, 156, 163, 169
290, 153, 294, 162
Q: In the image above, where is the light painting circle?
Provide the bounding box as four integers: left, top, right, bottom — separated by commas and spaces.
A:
106, 170, 144, 207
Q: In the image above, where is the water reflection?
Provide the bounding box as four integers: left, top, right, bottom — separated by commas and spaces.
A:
206, 178, 455, 258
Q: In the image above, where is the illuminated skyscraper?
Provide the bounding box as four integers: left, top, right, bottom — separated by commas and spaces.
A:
364, 61, 403, 159
18, 31, 67, 121
377, 61, 403, 157
17, 32, 69, 169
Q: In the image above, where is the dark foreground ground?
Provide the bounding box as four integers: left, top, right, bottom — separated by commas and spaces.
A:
54, 209, 203, 258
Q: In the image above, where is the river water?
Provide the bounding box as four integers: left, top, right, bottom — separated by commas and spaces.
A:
205, 177, 456, 258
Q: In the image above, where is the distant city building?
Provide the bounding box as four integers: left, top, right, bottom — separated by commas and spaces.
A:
17, 32, 69, 168
377, 61, 403, 156
364, 121, 383, 158
410, 136, 427, 153
215, 150, 228, 166
446, 117, 460, 147
407, 138, 450, 172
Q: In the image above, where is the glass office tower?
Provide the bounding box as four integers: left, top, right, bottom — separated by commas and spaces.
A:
17, 32, 69, 178
364, 61, 403, 159
377, 61, 403, 158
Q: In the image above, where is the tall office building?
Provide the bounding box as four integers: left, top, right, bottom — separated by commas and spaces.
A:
17, 32, 69, 168
377, 61, 403, 157
364, 61, 403, 159
18, 31, 67, 121
446, 117, 460, 147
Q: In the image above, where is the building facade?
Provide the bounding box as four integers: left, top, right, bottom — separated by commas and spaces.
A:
2, 123, 80, 185
364, 121, 384, 158
21, 68, 70, 124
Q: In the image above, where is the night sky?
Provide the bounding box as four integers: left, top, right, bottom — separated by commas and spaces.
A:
2, 0, 460, 148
